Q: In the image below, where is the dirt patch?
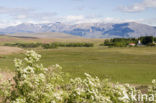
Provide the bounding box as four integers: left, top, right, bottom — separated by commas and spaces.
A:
0, 46, 24, 55
0, 71, 14, 82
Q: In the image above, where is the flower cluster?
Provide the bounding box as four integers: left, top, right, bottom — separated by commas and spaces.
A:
24, 50, 41, 65
148, 79, 156, 103
68, 73, 111, 103
0, 50, 66, 103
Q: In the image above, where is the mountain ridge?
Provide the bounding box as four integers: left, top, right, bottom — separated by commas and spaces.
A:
0, 22, 156, 38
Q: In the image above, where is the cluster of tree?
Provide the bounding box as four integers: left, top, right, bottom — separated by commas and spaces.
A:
4, 42, 94, 49
139, 36, 156, 46
103, 38, 138, 47
103, 36, 156, 47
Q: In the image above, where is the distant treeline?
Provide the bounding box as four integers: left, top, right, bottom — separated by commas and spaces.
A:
4, 42, 94, 49
103, 38, 138, 47
102, 36, 156, 47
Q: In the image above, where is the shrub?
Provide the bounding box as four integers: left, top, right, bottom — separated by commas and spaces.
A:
52, 42, 94, 47
0, 50, 65, 103
42, 43, 58, 49
1, 50, 156, 103
4, 43, 41, 48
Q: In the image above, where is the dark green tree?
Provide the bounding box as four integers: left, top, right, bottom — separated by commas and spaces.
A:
140, 36, 154, 45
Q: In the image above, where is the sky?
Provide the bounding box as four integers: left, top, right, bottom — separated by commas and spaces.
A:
0, 0, 156, 28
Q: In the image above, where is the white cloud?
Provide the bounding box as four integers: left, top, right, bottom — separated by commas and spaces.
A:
0, 6, 57, 28
0, 20, 23, 28
138, 18, 156, 25
0, 13, 154, 28
0, 7, 33, 14
120, 0, 156, 12
65, 15, 84, 21
59, 15, 156, 26
16, 15, 27, 19
59, 15, 141, 24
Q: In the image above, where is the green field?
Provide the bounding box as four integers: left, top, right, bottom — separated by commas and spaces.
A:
1, 46, 156, 84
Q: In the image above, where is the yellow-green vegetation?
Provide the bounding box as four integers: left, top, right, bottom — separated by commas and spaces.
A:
0, 35, 104, 46
4, 42, 94, 49
1, 46, 156, 84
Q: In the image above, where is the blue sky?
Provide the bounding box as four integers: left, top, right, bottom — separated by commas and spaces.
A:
0, 0, 156, 28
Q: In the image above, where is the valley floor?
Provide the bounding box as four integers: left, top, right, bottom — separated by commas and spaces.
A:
1, 46, 156, 84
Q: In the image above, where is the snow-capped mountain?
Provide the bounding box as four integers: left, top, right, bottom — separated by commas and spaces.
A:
0, 22, 156, 38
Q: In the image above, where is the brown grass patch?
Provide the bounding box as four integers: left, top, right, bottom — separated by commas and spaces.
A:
0, 46, 24, 55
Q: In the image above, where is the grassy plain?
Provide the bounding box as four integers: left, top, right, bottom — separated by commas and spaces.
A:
1, 45, 156, 84
1, 35, 156, 84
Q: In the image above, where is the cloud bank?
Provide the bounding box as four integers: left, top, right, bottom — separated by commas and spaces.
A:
119, 0, 156, 12
0, 5, 155, 28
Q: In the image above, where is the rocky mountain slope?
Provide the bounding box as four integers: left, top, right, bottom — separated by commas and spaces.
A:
0, 22, 156, 38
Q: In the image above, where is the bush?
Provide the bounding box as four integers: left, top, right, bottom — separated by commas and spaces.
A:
4, 43, 42, 48
1, 50, 156, 103
42, 43, 58, 49
52, 42, 94, 47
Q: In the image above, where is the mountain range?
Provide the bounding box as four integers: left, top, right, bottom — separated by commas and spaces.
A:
0, 22, 156, 38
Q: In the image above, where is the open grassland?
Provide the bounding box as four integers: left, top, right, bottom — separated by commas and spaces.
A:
0, 35, 104, 46
1, 45, 156, 84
